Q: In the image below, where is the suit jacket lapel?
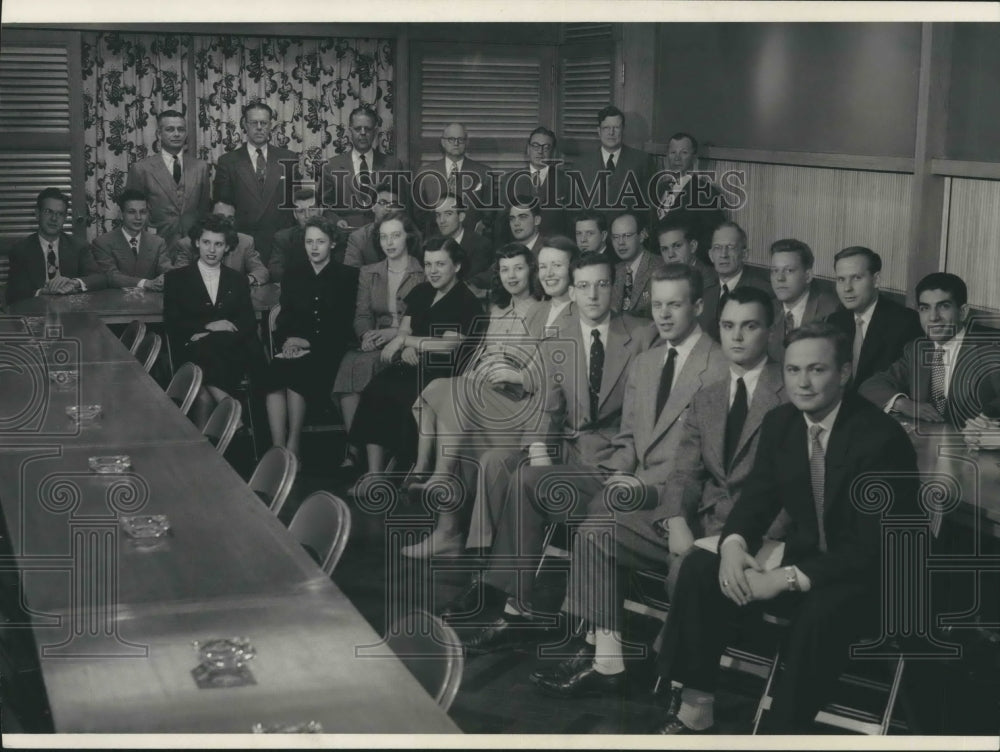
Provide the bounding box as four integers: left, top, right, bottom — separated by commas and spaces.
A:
262, 148, 286, 202
649, 334, 710, 445
702, 378, 729, 472
859, 298, 888, 373
151, 155, 183, 210
598, 315, 632, 410
732, 363, 784, 464
237, 147, 261, 197
632, 253, 653, 305
181, 155, 203, 206
569, 320, 591, 423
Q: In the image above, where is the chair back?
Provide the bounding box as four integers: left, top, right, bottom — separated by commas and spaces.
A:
119, 319, 146, 353
287, 491, 351, 575
165, 362, 203, 416
386, 611, 464, 711
201, 396, 242, 455
249, 446, 298, 516
134, 331, 162, 373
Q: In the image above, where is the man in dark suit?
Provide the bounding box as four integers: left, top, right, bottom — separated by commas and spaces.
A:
445, 253, 656, 651
655, 212, 715, 283
699, 221, 772, 341
609, 211, 666, 319
6, 188, 106, 307
212, 102, 299, 261
320, 105, 406, 231
825, 245, 923, 388
125, 109, 212, 252
173, 202, 268, 286
573, 210, 609, 255
498, 196, 546, 261
653, 132, 726, 262
92, 188, 173, 290
653, 322, 919, 734
570, 105, 656, 219
415, 122, 492, 238
767, 238, 840, 361
859, 272, 1000, 431
491, 127, 569, 244
527, 265, 730, 698
433, 193, 493, 291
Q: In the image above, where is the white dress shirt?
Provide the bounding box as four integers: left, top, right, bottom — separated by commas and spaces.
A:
600, 147, 622, 168
729, 355, 768, 408
247, 143, 268, 171
719, 267, 744, 295
782, 291, 811, 330
351, 148, 374, 176
161, 150, 182, 177
662, 324, 703, 392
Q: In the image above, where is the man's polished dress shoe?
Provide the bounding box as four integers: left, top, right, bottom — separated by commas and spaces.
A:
462, 614, 549, 655
528, 639, 595, 684
665, 684, 683, 717
439, 579, 505, 622
651, 712, 713, 735
534, 664, 625, 698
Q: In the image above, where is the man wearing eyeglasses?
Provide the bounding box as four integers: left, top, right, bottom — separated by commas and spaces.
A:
699, 221, 773, 342
343, 182, 406, 268
416, 122, 492, 239
6, 187, 106, 308
321, 106, 406, 231
609, 211, 666, 319
570, 105, 656, 220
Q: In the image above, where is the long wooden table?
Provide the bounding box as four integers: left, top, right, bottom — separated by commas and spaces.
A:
0, 313, 460, 735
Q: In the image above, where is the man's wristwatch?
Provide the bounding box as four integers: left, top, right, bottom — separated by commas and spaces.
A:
783, 566, 800, 592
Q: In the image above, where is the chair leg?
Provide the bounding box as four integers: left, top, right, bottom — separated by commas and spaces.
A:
535, 523, 557, 579
878, 657, 905, 735
752, 645, 783, 734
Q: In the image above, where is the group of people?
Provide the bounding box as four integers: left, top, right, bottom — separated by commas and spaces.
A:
6, 99, 1000, 734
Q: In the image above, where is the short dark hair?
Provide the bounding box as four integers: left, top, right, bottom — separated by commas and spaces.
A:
36, 187, 69, 213
156, 109, 186, 125
916, 272, 968, 309
656, 212, 698, 243
711, 220, 747, 249
422, 235, 466, 271
611, 210, 645, 234
302, 215, 340, 243
597, 105, 625, 126
292, 187, 316, 203
540, 235, 581, 265
651, 262, 704, 304
668, 131, 699, 153
571, 251, 615, 284
786, 321, 852, 368
769, 238, 815, 270
349, 106, 378, 128
375, 211, 421, 259
116, 188, 148, 213
490, 243, 544, 308
527, 126, 557, 151
508, 194, 542, 217
241, 101, 274, 122
574, 210, 607, 234
834, 246, 882, 275
189, 213, 239, 254
721, 285, 775, 327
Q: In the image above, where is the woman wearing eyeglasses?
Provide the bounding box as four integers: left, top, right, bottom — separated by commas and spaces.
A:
334, 212, 424, 468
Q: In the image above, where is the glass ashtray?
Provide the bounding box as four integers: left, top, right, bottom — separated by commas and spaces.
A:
66, 404, 102, 423
48, 369, 78, 386
192, 637, 257, 670
88, 455, 131, 474
120, 514, 170, 540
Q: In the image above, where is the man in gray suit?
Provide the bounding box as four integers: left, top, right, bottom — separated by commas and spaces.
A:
92, 188, 173, 290
767, 238, 840, 361
699, 220, 773, 341
173, 202, 268, 285
125, 109, 211, 252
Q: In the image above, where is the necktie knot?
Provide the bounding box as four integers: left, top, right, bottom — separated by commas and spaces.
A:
784, 309, 795, 332
855, 313, 864, 327
129, 236, 138, 254
606, 153, 616, 171
722, 283, 731, 297
810, 423, 824, 444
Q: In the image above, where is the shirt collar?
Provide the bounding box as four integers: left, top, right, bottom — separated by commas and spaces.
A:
452, 228, 465, 245
665, 324, 703, 362
41, 235, 59, 251
162, 150, 181, 168
580, 316, 611, 344
731, 355, 768, 399
247, 143, 268, 160
720, 267, 744, 291
804, 399, 843, 438
352, 148, 373, 167
783, 290, 810, 323
939, 324, 966, 355
628, 251, 645, 276
530, 164, 549, 180
855, 296, 878, 326
600, 146, 622, 164
121, 228, 141, 244
447, 157, 464, 172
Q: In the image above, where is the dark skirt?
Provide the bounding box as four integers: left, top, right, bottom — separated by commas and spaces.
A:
179, 331, 261, 395
259, 347, 347, 403
349, 362, 421, 454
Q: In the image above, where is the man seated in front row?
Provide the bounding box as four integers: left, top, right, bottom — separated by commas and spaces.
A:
652, 322, 918, 734
859, 272, 1000, 433
6, 187, 107, 307
92, 188, 173, 291
173, 201, 269, 286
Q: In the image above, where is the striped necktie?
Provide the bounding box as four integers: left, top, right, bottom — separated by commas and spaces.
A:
809, 424, 828, 552
852, 314, 865, 378
929, 347, 947, 416
129, 236, 138, 256
255, 148, 266, 185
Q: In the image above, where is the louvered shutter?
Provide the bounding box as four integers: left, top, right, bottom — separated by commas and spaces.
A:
0, 31, 83, 247
410, 42, 555, 173
558, 53, 614, 157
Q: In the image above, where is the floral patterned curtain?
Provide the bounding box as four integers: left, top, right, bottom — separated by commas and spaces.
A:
193, 36, 395, 183
81, 32, 189, 238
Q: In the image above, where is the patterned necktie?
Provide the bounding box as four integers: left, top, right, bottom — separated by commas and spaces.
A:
129, 236, 138, 257
809, 424, 828, 552
622, 266, 634, 310
447, 161, 457, 192
724, 377, 748, 469
46, 242, 58, 280
719, 283, 731, 321
255, 147, 266, 185
589, 329, 605, 421
532, 169, 540, 188
784, 309, 795, 337
172, 155, 182, 184
852, 314, 865, 378
655, 347, 678, 419
929, 347, 947, 416
358, 153, 371, 187
606, 153, 616, 171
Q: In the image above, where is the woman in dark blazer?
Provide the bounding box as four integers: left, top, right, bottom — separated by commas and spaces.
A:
163, 213, 264, 425
260, 216, 358, 458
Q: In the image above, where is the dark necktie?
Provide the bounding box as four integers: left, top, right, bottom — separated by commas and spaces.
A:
622, 266, 634, 310
606, 153, 616, 171
929, 347, 947, 416
255, 147, 266, 185
46, 242, 58, 280
532, 169, 540, 188
589, 329, 604, 421
359, 153, 371, 187
852, 314, 865, 379
172, 155, 182, 184
447, 161, 457, 192
784, 309, 795, 338
655, 347, 678, 419
809, 424, 828, 552
129, 236, 138, 257
724, 377, 748, 469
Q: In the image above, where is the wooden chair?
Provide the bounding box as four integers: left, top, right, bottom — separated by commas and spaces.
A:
386, 610, 465, 712
201, 396, 242, 456
287, 491, 351, 576
164, 362, 203, 416
118, 319, 146, 354
249, 446, 298, 517
134, 331, 161, 373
